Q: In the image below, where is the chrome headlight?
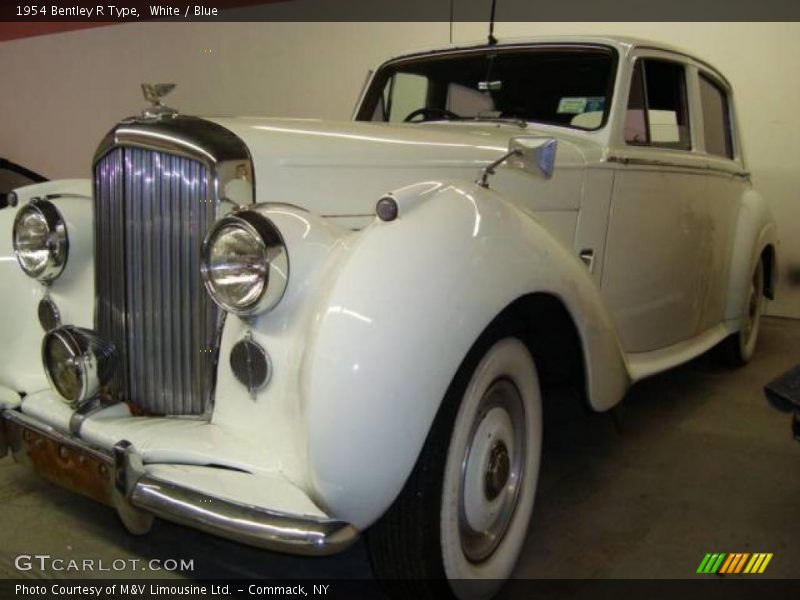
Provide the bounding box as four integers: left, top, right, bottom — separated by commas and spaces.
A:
12, 199, 68, 282
42, 326, 117, 405
201, 211, 288, 316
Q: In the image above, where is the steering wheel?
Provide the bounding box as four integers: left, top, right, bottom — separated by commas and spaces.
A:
403, 107, 461, 123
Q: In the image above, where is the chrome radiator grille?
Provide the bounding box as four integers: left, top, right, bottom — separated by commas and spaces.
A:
94, 147, 219, 415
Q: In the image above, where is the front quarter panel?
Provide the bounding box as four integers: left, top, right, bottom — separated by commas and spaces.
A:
303, 181, 628, 527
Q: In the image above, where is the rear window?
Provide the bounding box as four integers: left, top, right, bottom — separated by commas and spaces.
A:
699, 74, 734, 158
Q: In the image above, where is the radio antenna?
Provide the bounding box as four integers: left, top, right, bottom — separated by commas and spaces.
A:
449, 0, 454, 44
487, 0, 498, 45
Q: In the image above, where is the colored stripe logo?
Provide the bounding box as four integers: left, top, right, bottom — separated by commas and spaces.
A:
697, 553, 773, 574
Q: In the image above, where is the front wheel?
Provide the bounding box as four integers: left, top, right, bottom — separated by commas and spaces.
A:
368, 337, 542, 599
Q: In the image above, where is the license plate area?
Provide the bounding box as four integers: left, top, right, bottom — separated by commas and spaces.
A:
5, 417, 114, 506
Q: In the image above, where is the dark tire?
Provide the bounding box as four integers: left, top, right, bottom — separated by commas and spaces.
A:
367, 334, 542, 600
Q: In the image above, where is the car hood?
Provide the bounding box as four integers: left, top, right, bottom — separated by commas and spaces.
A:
207, 117, 600, 218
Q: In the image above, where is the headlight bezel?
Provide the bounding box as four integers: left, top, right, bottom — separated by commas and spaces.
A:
200, 211, 289, 316
12, 198, 69, 283
41, 326, 117, 405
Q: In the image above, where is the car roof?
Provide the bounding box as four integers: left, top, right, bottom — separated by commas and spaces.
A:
386, 35, 731, 88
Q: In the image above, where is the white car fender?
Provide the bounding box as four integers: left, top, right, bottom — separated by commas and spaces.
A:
0, 180, 93, 395
724, 187, 778, 323
302, 179, 629, 527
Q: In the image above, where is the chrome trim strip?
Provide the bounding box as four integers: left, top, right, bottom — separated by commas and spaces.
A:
607, 154, 749, 179
2, 409, 358, 556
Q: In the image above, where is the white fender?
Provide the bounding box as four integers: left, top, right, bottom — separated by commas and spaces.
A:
0, 180, 93, 393
724, 187, 778, 322
302, 180, 628, 527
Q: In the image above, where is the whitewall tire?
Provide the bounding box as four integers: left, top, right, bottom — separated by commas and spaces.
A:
721, 259, 765, 367
367, 336, 542, 600
442, 338, 542, 598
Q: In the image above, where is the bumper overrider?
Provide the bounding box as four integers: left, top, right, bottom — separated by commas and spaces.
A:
0, 409, 358, 556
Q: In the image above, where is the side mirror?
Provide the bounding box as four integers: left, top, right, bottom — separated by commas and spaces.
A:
508, 137, 558, 179
476, 136, 558, 188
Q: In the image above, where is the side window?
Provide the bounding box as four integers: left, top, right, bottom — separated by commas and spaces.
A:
625, 59, 691, 150
625, 61, 648, 143
699, 74, 734, 158
372, 73, 429, 122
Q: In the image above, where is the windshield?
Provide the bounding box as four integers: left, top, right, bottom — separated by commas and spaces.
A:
357, 45, 617, 131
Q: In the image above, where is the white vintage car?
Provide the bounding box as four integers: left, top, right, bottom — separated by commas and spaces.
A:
0, 36, 777, 597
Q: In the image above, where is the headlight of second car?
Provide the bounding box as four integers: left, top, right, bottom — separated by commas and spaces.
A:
201, 211, 288, 316
12, 198, 68, 282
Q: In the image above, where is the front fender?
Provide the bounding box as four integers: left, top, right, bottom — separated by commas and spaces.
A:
0, 180, 93, 395
303, 180, 628, 527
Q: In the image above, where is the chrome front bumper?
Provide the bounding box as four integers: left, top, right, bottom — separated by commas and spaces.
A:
0, 409, 358, 556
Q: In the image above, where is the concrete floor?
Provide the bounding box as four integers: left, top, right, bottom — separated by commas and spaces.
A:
1, 317, 798, 582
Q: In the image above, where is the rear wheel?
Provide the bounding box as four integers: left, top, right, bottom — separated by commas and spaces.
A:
368, 337, 542, 599
721, 259, 765, 367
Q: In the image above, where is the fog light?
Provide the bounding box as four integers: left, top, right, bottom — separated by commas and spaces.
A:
42, 326, 117, 405
230, 335, 271, 395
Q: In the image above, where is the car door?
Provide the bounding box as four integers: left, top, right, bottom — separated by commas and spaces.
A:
601, 53, 712, 353
692, 69, 746, 332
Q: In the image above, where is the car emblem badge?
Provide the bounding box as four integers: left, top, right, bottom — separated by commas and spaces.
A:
141, 83, 178, 119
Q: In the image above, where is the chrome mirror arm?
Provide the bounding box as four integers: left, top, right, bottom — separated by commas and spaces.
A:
477, 149, 522, 189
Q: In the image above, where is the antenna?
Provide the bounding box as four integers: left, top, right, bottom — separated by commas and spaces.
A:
449, 0, 454, 44
487, 0, 498, 45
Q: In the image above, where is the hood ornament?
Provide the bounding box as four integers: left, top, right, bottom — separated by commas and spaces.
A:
141, 83, 178, 119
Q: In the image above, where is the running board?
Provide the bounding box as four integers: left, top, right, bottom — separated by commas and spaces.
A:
626, 323, 734, 382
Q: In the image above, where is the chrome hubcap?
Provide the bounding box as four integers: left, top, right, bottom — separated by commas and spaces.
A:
459, 379, 525, 563
484, 440, 510, 501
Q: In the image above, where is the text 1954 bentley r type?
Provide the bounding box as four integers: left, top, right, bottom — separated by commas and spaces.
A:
0, 36, 777, 597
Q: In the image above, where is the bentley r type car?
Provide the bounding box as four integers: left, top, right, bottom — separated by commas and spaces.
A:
0, 36, 776, 598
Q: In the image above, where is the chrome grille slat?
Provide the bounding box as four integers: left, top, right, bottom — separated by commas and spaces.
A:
94, 146, 218, 416
94, 149, 128, 399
